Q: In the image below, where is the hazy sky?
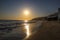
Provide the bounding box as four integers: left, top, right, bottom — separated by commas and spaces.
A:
0, 0, 60, 20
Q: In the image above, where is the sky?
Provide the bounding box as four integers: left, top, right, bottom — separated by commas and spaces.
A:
0, 0, 60, 20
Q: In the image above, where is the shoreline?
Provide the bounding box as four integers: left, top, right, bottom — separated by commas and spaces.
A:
26, 21, 60, 40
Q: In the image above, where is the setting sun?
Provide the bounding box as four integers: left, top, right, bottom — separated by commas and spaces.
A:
24, 10, 29, 15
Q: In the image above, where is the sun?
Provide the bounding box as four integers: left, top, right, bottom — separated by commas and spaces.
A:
24, 10, 29, 15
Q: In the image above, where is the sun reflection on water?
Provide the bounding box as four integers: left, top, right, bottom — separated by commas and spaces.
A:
24, 20, 30, 38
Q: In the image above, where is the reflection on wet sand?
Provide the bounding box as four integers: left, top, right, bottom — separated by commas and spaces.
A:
24, 20, 30, 39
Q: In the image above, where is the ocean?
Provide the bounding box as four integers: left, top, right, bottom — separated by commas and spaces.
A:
0, 20, 41, 40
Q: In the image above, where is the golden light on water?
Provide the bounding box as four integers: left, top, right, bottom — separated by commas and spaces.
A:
25, 20, 28, 22
25, 24, 30, 38
24, 20, 30, 38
